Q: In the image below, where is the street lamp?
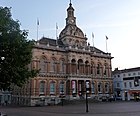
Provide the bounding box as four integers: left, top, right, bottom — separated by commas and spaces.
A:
60, 81, 65, 106
85, 81, 90, 113
85, 87, 89, 113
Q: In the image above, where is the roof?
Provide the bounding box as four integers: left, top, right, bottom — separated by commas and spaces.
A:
113, 67, 140, 75
38, 37, 64, 47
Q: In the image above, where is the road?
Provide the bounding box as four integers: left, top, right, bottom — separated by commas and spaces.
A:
1, 101, 140, 116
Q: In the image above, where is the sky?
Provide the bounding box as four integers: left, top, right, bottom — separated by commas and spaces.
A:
1, 0, 140, 70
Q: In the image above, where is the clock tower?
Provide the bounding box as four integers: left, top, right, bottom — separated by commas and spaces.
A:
66, 2, 76, 25
59, 1, 87, 47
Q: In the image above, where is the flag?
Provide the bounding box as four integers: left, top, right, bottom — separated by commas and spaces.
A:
56, 23, 58, 29
92, 32, 94, 48
92, 32, 94, 38
37, 19, 39, 25
106, 36, 108, 40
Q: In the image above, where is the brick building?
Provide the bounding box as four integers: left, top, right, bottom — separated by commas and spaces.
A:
12, 2, 113, 106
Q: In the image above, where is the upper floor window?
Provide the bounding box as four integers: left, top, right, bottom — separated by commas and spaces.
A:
97, 64, 100, 75
60, 60, 65, 73
128, 73, 131, 76
103, 65, 107, 75
116, 83, 120, 88
40, 57, 47, 72
91, 64, 94, 75
124, 82, 127, 88
129, 82, 132, 88
51, 59, 56, 72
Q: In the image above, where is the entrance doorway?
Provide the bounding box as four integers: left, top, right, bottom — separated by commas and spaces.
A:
78, 80, 84, 99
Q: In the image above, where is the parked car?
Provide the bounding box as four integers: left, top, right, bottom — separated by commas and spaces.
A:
0, 112, 7, 116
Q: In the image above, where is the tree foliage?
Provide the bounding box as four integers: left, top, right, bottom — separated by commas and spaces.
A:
0, 7, 38, 90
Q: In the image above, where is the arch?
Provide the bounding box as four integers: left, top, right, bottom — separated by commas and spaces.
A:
71, 59, 76, 63
71, 59, 76, 74
96, 62, 102, 75
77, 59, 84, 74
85, 60, 90, 75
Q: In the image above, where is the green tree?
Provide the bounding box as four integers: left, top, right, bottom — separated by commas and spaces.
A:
0, 7, 38, 90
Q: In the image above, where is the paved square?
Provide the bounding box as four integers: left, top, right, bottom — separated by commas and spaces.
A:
1, 101, 140, 116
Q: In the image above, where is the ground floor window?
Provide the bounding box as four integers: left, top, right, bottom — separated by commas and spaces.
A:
50, 82, 55, 94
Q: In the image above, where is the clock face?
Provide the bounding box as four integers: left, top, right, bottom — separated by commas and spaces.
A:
68, 19, 74, 24
71, 19, 74, 23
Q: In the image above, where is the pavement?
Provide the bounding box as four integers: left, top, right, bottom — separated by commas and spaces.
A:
1, 101, 140, 116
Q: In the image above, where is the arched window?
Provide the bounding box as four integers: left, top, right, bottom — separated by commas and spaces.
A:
59, 81, 64, 94
98, 82, 102, 93
97, 64, 100, 75
105, 83, 109, 93
104, 64, 108, 76
39, 56, 47, 73
71, 59, 76, 74
50, 81, 55, 94
91, 63, 95, 75
85, 61, 89, 75
51, 59, 56, 72
39, 81, 45, 94
60, 60, 65, 73
77, 59, 83, 74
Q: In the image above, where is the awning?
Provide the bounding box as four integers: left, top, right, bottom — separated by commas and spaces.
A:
129, 90, 140, 94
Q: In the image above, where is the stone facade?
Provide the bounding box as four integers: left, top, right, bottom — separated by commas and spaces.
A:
12, 2, 113, 106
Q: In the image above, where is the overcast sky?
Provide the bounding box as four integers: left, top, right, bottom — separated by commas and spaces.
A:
1, 0, 140, 70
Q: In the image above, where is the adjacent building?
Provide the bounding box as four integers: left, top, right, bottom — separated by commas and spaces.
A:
12, 2, 113, 106
113, 67, 140, 101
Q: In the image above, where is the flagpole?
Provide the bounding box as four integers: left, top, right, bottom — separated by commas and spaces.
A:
106, 36, 108, 53
56, 23, 58, 45
56, 23, 58, 40
92, 32, 94, 51
37, 18, 39, 41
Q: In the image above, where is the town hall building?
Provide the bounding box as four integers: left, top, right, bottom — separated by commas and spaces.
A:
12, 2, 113, 106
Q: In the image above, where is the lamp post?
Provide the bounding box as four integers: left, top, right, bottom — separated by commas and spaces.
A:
85, 87, 89, 113
60, 81, 65, 106
85, 80, 90, 113
60, 89, 64, 106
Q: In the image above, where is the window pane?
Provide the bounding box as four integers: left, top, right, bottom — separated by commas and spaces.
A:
50, 82, 55, 94
40, 81, 45, 93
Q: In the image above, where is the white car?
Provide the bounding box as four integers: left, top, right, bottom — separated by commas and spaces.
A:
0, 112, 7, 116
